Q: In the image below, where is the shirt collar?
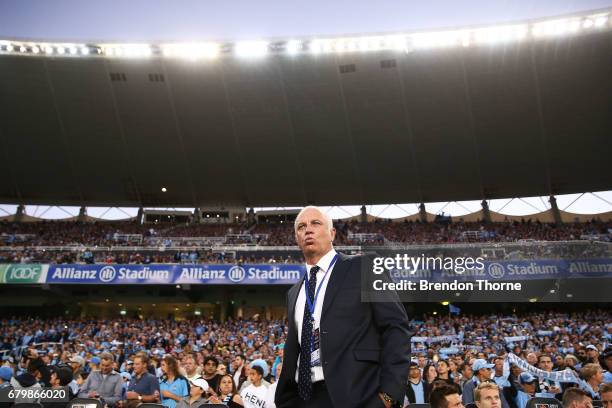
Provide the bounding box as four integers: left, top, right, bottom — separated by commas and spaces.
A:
306, 248, 337, 273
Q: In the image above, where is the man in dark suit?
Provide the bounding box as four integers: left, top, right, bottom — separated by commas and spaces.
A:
275, 206, 411, 408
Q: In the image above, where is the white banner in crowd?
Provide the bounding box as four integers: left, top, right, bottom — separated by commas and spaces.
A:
504, 335, 530, 343
506, 353, 580, 383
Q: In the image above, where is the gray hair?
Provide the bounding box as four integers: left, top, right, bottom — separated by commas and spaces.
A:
294, 206, 334, 231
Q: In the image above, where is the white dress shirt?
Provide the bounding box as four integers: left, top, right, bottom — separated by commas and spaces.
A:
294, 248, 338, 383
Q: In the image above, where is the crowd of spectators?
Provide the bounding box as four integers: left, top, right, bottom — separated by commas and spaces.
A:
0, 310, 609, 407
2, 219, 610, 249
1, 219, 610, 266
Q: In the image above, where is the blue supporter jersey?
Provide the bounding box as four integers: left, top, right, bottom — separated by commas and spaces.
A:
159, 377, 189, 408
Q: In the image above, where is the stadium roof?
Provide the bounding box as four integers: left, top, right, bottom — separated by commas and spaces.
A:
0, 11, 611, 208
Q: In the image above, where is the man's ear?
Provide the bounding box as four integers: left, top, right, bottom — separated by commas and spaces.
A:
330, 228, 336, 242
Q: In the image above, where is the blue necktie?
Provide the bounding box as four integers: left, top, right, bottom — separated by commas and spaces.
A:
298, 265, 319, 400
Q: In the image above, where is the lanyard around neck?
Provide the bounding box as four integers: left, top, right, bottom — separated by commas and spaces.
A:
304, 254, 338, 320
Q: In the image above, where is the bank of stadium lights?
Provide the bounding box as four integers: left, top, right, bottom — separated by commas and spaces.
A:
0, 10, 610, 58
101, 44, 152, 58
234, 41, 269, 57
161, 42, 220, 60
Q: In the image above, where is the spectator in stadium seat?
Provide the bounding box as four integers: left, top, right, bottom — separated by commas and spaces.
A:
405, 361, 431, 406
159, 355, 189, 408
424, 363, 439, 386
201, 357, 221, 396
217, 363, 228, 376
208, 373, 244, 407
565, 355, 580, 373
511, 373, 538, 408
603, 350, 612, 383
176, 378, 209, 408
266, 363, 282, 408
585, 346, 600, 365
181, 354, 201, 383
0, 367, 12, 389
231, 354, 247, 390
10, 357, 43, 403
537, 354, 562, 398
493, 357, 510, 388
78, 352, 123, 407
437, 360, 460, 391
125, 354, 160, 407
431, 383, 465, 408
463, 359, 495, 405
475, 382, 502, 408
581, 363, 604, 400
526, 354, 538, 367
600, 383, 612, 408
68, 355, 85, 394
46, 365, 76, 408
459, 363, 475, 390
562, 388, 593, 408
275, 206, 411, 408
240, 365, 268, 408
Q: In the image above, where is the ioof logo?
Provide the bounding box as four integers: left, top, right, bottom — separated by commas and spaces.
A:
99, 266, 117, 282
8, 266, 40, 281
488, 263, 505, 279
228, 266, 246, 283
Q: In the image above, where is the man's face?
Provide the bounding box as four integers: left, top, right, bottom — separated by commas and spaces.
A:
183, 357, 196, 375
232, 356, 243, 370
295, 208, 335, 259
478, 367, 492, 381
438, 362, 449, 375
409, 366, 421, 380
527, 353, 538, 365
476, 388, 501, 408
494, 359, 503, 371
601, 391, 612, 408
445, 393, 464, 408
418, 356, 426, 368
132, 358, 145, 375
587, 349, 598, 360
50, 372, 59, 387
538, 357, 553, 372
100, 359, 113, 375
204, 360, 217, 375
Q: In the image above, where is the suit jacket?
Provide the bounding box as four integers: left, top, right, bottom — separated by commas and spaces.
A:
275, 252, 411, 408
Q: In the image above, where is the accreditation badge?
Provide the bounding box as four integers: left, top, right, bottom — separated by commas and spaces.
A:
311, 323, 321, 366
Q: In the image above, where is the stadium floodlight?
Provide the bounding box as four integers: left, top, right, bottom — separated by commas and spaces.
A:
69, 46, 78, 55
411, 31, 460, 49
582, 18, 594, 28
31, 46, 40, 54
594, 15, 608, 27
162, 42, 220, 60
57, 46, 65, 55
45, 46, 54, 54
4, 43, 14, 52
383, 35, 408, 51
80, 47, 89, 55
474, 25, 527, 44
286, 40, 301, 55
19, 45, 26, 53
235, 41, 269, 57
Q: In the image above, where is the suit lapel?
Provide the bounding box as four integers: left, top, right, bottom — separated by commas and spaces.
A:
321, 252, 351, 319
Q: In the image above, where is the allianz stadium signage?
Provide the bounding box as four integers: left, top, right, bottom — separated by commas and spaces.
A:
0, 260, 609, 285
